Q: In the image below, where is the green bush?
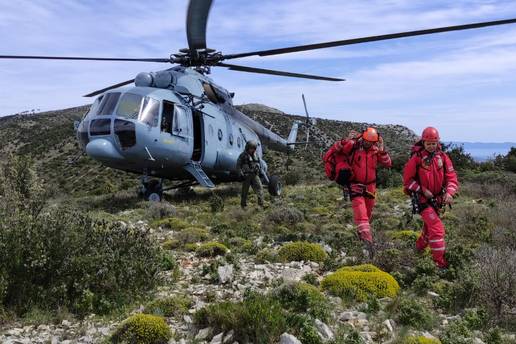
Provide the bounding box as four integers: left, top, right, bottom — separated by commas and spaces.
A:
146, 202, 176, 220
278, 241, 327, 263
151, 217, 189, 230
265, 206, 304, 227
176, 226, 210, 244
389, 230, 419, 242
271, 282, 330, 321
144, 295, 192, 318
400, 336, 441, 344
194, 292, 287, 344
209, 194, 224, 212
162, 239, 180, 250
439, 320, 473, 344
397, 298, 436, 330
110, 314, 172, 344
321, 264, 399, 302
196, 242, 229, 257
0, 156, 163, 315
256, 248, 280, 263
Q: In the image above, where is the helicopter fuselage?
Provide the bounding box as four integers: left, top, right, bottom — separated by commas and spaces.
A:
76, 67, 296, 186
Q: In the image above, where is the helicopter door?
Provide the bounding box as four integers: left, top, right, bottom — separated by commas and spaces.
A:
191, 110, 203, 162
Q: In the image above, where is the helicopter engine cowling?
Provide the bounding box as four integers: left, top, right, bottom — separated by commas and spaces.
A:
135, 71, 175, 89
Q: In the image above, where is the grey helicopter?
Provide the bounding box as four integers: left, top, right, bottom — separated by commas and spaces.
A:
2, 1, 516, 201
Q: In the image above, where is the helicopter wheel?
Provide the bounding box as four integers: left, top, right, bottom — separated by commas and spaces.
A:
143, 179, 163, 202
267, 175, 282, 197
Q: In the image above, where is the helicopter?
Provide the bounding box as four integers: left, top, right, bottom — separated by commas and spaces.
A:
2, 1, 516, 201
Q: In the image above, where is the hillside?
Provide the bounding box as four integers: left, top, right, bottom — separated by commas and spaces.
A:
0, 103, 417, 197
2, 104, 514, 344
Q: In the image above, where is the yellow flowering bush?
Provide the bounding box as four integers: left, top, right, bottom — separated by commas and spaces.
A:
110, 314, 172, 344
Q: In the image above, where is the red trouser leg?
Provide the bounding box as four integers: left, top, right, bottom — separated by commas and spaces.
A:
420, 207, 448, 268
352, 196, 374, 242
416, 222, 428, 251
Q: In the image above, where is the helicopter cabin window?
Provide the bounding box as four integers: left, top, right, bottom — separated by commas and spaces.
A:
161, 100, 174, 133
139, 97, 160, 127
96, 92, 121, 116
116, 93, 142, 120
173, 105, 189, 137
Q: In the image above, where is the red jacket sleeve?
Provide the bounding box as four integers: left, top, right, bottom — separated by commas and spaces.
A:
377, 151, 392, 168
443, 153, 459, 196
403, 155, 421, 193
337, 139, 356, 155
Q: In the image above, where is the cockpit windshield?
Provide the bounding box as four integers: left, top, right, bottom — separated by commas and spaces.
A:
139, 97, 160, 127
116, 93, 142, 119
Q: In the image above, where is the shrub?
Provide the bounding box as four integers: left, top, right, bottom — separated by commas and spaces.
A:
389, 230, 419, 242
162, 239, 180, 250
286, 313, 322, 344
194, 292, 287, 344
226, 237, 254, 253
110, 314, 172, 344
278, 241, 327, 263
474, 246, 516, 321
146, 202, 177, 220
255, 248, 280, 263
265, 206, 304, 227
176, 226, 209, 244
283, 168, 303, 186
400, 336, 441, 344
439, 320, 472, 344
152, 217, 189, 230
321, 264, 400, 302
271, 282, 330, 321
0, 155, 163, 316
209, 194, 224, 212
196, 242, 229, 257
397, 298, 436, 330
144, 295, 192, 318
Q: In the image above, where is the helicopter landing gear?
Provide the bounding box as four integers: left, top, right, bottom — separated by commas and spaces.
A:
141, 178, 163, 202
267, 175, 282, 197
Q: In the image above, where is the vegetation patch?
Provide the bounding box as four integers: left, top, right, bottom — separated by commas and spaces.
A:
278, 241, 327, 263
271, 282, 330, 321
110, 313, 172, 344
144, 295, 192, 318
396, 298, 436, 330
321, 264, 400, 302
176, 226, 210, 244
400, 336, 441, 344
196, 242, 229, 257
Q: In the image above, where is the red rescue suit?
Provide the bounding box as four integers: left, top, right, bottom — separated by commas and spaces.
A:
403, 144, 459, 268
334, 139, 392, 242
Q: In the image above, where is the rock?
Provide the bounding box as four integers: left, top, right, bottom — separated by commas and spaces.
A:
61, 319, 71, 327
339, 311, 353, 321
211, 332, 224, 344
383, 319, 394, 333
473, 339, 485, 344
217, 264, 234, 284
354, 311, 368, 320
223, 330, 234, 343
196, 327, 213, 340
315, 319, 334, 341
421, 332, 439, 340
281, 268, 305, 282
427, 291, 439, 298
280, 333, 302, 344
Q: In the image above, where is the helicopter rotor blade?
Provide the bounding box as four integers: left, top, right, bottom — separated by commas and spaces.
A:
223, 18, 516, 60
0, 55, 172, 62
83, 79, 135, 97
216, 62, 345, 81
186, 0, 213, 54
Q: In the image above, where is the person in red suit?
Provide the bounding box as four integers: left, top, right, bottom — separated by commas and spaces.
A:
403, 127, 459, 269
327, 127, 392, 257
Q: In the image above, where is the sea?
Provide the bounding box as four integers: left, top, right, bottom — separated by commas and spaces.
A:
447, 142, 516, 162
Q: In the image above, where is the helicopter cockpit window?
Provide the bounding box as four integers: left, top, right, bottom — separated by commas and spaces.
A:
139, 97, 160, 127
116, 93, 142, 120
96, 92, 121, 116
85, 96, 103, 118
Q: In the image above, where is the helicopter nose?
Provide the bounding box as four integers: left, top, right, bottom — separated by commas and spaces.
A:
86, 138, 124, 161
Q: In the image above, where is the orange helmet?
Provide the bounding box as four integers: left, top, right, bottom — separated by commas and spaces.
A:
362, 127, 379, 142
422, 127, 440, 142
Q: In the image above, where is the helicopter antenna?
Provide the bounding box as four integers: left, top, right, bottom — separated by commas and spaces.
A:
302, 94, 311, 150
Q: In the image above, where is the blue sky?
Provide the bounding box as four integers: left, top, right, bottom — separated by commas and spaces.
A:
2, 0, 516, 142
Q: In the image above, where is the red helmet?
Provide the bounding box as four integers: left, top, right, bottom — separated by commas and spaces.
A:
362, 127, 379, 142
422, 127, 440, 142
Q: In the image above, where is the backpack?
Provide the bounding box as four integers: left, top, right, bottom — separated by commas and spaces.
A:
323, 140, 356, 186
